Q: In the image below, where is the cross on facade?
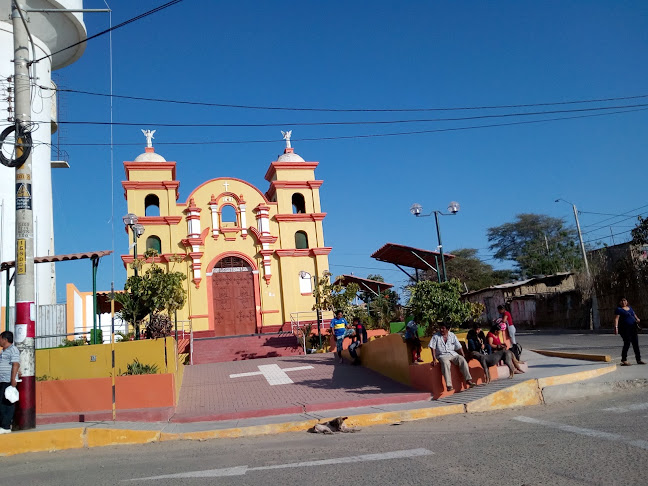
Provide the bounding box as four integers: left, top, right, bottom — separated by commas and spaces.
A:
223, 182, 230, 191
229, 364, 314, 385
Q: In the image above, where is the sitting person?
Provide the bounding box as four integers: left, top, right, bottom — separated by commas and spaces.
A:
352, 317, 368, 344
486, 323, 525, 377
404, 319, 424, 363
466, 322, 493, 383
347, 329, 361, 365
429, 322, 476, 391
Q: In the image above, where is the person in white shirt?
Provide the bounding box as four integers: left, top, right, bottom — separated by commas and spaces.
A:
429, 323, 476, 392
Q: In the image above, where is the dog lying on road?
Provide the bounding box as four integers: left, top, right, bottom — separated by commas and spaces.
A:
308, 416, 361, 434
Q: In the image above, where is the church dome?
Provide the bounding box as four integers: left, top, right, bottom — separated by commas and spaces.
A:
277, 151, 305, 162
135, 149, 167, 162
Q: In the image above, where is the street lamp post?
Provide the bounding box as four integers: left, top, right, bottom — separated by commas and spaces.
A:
123, 213, 145, 339
410, 201, 460, 282
555, 198, 599, 330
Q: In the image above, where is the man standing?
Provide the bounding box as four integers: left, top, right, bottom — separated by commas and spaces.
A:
404, 319, 424, 363
497, 304, 517, 345
0, 331, 20, 433
330, 310, 349, 364
429, 323, 476, 392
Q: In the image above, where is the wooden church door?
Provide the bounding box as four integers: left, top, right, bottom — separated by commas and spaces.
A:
211, 256, 257, 336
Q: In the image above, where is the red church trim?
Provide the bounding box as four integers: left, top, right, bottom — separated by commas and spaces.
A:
123, 181, 180, 200
124, 161, 177, 180
137, 216, 183, 226
274, 213, 326, 222
265, 180, 323, 200
264, 161, 319, 181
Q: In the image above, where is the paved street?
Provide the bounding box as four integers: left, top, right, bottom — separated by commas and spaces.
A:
518, 330, 645, 361
4, 387, 647, 485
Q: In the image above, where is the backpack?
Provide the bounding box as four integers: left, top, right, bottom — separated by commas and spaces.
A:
510, 343, 522, 361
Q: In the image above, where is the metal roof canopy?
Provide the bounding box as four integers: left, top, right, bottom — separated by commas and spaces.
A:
0, 250, 113, 272
370, 242, 455, 282
334, 274, 394, 297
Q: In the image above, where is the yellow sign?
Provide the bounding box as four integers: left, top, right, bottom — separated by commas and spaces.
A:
17, 239, 26, 274
16, 184, 30, 198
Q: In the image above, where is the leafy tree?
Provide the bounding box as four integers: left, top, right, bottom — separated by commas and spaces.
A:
487, 213, 582, 277
116, 250, 187, 339
358, 274, 400, 329
312, 271, 360, 318
631, 215, 648, 246
444, 248, 517, 291
406, 279, 484, 334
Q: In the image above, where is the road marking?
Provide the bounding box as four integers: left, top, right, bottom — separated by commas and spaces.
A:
128, 448, 434, 481
514, 416, 648, 451
602, 402, 648, 413
229, 364, 314, 385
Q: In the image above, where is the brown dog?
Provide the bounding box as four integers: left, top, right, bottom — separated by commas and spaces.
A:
308, 416, 360, 434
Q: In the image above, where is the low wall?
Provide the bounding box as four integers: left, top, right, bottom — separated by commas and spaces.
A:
36, 337, 179, 380
350, 330, 513, 399
36, 373, 176, 415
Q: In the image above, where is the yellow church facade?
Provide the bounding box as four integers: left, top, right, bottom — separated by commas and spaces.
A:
121, 137, 330, 336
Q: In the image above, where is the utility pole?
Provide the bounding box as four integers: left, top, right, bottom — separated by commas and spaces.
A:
571, 203, 599, 330
12, 2, 36, 430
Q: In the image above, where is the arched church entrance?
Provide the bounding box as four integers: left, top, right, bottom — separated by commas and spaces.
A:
211, 256, 257, 336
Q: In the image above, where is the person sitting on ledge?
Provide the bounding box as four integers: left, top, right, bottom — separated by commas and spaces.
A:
486, 323, 525, 377
466, 322, 493, 383
429, 322, 476, 391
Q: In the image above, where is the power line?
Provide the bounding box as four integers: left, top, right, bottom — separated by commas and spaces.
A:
32, 0, 183, 64
581, 211, 648, 236
29, 106, 648, 146
580, 204, 648, 229
50, 102, 648, 127
39, 85, 648, 113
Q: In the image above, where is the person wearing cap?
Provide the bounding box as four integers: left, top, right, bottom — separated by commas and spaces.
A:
0, 331, 20, 433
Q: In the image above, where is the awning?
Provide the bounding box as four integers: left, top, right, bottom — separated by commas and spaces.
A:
1, 250, 113, 272
333, 274, 394, 296
370, 243, 455, 282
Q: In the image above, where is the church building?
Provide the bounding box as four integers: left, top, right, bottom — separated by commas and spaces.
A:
121, 132, 331, 336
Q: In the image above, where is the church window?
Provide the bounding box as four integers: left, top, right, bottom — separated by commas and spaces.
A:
299, 271, 312, 294
146, 236, 162, 254
292, 193, 306, 214
221, 205, 237, 224
145, 194, 160, 217
295, 231, 309, 249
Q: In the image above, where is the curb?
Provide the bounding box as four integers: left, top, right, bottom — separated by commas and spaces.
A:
542, 378, 648, 404
530, 349, 611, 362
0, 365, 619, 457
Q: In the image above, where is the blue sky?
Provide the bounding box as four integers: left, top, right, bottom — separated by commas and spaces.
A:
45, 0, 648, 300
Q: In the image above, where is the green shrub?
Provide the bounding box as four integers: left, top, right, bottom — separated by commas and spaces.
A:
119, 358, 159, 376
59, 337, 87, 347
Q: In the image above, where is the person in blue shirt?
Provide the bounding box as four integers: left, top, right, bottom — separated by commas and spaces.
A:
614, 297, 645, 366
404, 319, 423, 363
330, 310, 350, 364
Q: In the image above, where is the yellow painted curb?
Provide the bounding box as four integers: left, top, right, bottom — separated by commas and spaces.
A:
0, 428, 85, 457
86, 428, 160, 448
465, 379, 543, 413
530, 349, 611, 362
161, 419, 321, 442
537, 364, 617, 388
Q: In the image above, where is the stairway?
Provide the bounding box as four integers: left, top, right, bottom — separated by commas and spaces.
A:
191, 333, 303, 364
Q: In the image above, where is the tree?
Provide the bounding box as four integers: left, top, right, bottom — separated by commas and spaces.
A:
406, 279, 484, 334
116, 250, 187, 339
487, 213, 582, 277
631, 215, 648, 246
312, 271, 359, 318
444, 248, 517, 291
358, 274, 400, 329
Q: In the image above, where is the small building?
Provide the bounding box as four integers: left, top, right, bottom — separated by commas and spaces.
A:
120, 133, 331, 336
462, 273, 588, 329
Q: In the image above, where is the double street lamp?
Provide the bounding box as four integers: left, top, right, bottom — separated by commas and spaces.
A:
122, 213, 145, 277
410, 201, 460, 282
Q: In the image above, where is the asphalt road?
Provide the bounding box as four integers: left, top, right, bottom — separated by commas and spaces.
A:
4, 388, 648, 485
517, 330, 646, 361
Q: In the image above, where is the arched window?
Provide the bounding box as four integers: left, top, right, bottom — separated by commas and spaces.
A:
221, 205, 237, 224
146, 236, 162, 254
292, 193, 306, 214
295, 231, 309, 249
145, 194, 160, 217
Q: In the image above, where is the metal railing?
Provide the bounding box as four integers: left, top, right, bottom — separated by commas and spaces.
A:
175, 319, 193, 365
289, 310, 334, 354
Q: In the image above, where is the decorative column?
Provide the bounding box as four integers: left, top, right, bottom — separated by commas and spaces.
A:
255, 204, 273, 284
209, 194, 219, 240
183, 198, 204, 288
239, 194, 247, 239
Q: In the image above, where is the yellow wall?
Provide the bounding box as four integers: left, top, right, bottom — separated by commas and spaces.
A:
36, 338, 180, 380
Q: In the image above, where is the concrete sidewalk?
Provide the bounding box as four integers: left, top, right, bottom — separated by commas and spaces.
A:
0, 348, 628, 457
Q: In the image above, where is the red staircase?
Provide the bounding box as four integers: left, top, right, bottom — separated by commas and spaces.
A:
191, 333, 303, 364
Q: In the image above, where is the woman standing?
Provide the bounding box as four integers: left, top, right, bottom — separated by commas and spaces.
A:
614, 297, 645, 366
497, 305, 517, 345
